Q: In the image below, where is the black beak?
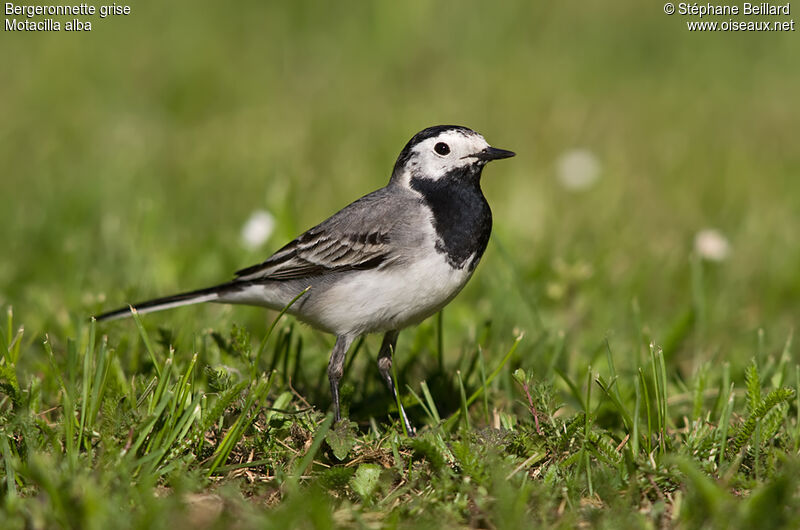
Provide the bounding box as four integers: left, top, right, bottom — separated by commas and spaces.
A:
473, 146, 516, 161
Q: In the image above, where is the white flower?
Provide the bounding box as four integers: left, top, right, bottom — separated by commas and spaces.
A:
694, 229, 731, 262
556, 149, 601, 191
241, 210, 275, 250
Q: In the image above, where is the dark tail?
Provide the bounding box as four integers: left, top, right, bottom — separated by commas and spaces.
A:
94, 281, 241, 322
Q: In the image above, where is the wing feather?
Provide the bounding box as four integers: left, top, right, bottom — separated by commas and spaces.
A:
235, 230, 391, 281
233, 187, 420, 282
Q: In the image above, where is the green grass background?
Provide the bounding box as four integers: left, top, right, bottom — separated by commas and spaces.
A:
1, 1, 799, 528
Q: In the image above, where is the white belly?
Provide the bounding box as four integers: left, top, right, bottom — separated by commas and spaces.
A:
307, 252, 477, 335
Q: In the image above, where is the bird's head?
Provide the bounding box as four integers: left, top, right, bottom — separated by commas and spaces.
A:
390, 125, 515, 186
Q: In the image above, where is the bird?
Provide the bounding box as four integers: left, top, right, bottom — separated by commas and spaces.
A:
96, 125, 515, 433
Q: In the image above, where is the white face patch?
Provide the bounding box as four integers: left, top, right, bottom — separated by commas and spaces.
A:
400, 130, 491, 184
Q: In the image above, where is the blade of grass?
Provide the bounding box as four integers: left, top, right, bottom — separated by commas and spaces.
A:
457, 370, 469, 431
88, 337, 111, 426
207, 375, 273, 476
420, 380, 442, 424
771, 330, 793, 388
136, 377, 158, 409
595, 375, 633, 432
478, 347, 490, 425
4, 307, 11, 353
149, 351, 174, 414
131, 308, 161, 377
1, 435, 17, 499
584, 365, 592, 437
639, 368, 652, 454
692, 363, 709, 422
658, 346, 669, 454
124, 390, 173, 461
796, 364, 800, 451
289, 412, 334, 488
253, 286, 311, 377
391, 354, 409, 437
406, 385, 436, 426
444, 334, 523, 430
717, 382, 735, 467
77, 319, 96, 452
436, 310, 444, 374
556, 368, 586, 412
139, 393, 203, 476
633, 374, 641, 456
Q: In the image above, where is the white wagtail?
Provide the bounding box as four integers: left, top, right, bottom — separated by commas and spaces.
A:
96, 125, 515, 432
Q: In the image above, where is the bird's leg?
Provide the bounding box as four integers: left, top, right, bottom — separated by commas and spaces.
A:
328, 334, 355, 423
377, 330, 415, 435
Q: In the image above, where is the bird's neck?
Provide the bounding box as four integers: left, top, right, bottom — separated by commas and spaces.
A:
409, 166, 492, 270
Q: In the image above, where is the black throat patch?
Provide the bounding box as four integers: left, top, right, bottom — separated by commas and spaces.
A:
410, 165, 492, 270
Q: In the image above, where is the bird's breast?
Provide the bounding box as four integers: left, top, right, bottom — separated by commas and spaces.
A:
306, 249, 478, 335
409, 171, 492, 270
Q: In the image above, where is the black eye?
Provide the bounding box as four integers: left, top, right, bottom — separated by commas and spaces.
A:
434, 142, 450, 156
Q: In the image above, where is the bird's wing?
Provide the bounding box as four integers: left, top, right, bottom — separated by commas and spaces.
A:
234, 227, 393, 281
235, 187, 418, 282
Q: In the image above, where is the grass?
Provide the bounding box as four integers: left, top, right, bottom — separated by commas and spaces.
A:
1, 306, 799, 528
1, 1, 799, 528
